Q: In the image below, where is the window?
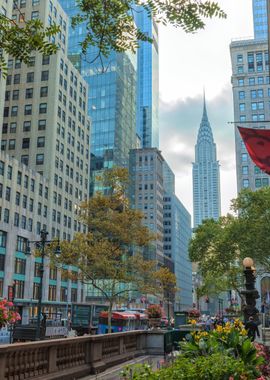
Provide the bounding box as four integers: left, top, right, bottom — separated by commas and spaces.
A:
42, 55, 50, 65
238, 78, 244, 86
17, 171, 22, 185
239, 103, 245, 112
14, 258, 26, 274
7, 166, 12, 180
5, 187, 11, 201
3, 209, 9, 223
48, 285, 56, 301
14, 212, 19, 227
9, 122, 16, 133
23, 121, 31, 132
27, 72, 34, 83
8, 139, 15, 150
262, 178, 269, 187
11, 106, 18, 116
30, 178, 35, 192
40, 86, 48, 97
25, 88, 33, 99
16, 236, 27, 253
71, 288, 77, 302
21, 155, 29, 165
33, 283, 40, 300
24, 104, 32, 115
60, 287, 67, 302
41, 71, 49, 81
241, 153, 248, 162
38, 120, 46, 130
13, 74, 20, 84
12, 90, 19, 100
237, 66, 244, 74
37, 137, 45, 148
24, 175, 28, 189
22, 195, 27, 208
239, 91, 245, 100
31, 11, 39, 19
22, 138, 30, 149
36, 154, 44, 165
0, 231, 7, 248
237, 54, 243, 63
39, 103, 47, 114
1, 140, 6, 151
2, 124, 7, 134
27, 56, 35, 67
14, 280, 24, 299
3, 107, 9, 117
0, 255, 5, 272
243, 179, 249, 188
255, 178, 262, 188
15, 192, 20, 206
249, 77, 255, 85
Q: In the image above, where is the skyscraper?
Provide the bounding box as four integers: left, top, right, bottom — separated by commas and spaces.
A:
192, 95, 221, 228
163, 162, 193, 311
253, 0, 268, 40
135, 10, 159, 148
59, 1, 137, 194
230, 39, 270, 192
0, 0, 90, 319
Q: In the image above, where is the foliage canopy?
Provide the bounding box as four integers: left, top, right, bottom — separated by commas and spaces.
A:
189, 188, 270, 297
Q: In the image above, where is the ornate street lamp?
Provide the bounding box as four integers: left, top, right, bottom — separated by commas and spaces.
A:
241, 257, 260, 323
26, 230, 61, 340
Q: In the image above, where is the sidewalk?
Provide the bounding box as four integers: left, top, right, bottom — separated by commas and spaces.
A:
80, 355, 164, 380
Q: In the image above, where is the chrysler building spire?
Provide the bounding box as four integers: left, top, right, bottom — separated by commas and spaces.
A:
192, 93, 221, 228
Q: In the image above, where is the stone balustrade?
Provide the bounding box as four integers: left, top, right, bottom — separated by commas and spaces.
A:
0, 330, 167, 380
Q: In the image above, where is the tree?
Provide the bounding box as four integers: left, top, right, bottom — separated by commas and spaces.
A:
72, 0, 226, 62
57, 167, 173, 332
189, 188, 270, 299
189, 216, 243, 299
154, 267, 177, 322
0, 3, 59, 75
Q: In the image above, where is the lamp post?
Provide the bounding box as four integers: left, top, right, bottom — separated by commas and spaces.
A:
26, 230, 61, 340
241, 257, 260, 323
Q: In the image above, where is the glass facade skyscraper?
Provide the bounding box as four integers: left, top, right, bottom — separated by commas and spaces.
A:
253, 0, 268, 39
135, 9, 159, 148
192, 96, 221, 228
59, 1, 137, 194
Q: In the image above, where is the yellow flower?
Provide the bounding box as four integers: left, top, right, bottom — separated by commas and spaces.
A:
216, 325, 223, 333
189, 319, 197, 325
240, 328, 247, 336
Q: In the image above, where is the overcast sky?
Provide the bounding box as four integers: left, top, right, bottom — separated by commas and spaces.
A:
158, 0, 254, 221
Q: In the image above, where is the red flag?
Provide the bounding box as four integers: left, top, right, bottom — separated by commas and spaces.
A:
238, 126, 270, 175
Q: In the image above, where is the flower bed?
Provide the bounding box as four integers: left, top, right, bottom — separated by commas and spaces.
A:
121, 319, 270, 380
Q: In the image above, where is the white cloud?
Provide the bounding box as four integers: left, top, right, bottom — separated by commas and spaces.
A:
158, 0, 253, 219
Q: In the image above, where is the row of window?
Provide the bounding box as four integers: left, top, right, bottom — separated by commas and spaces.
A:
238, 76, 269, 85
239, 102, 266, 112
5, 87, 48, 101
242, 178, 269, 188
4, 103, 48, 117
8, 55, 50, 70
2, 120, 47, 134
6, 70, 49, 85
1, 136, 45, 150
238, 88, 270, 100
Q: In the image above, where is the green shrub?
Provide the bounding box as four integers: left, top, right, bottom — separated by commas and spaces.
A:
121, 353, 258, 380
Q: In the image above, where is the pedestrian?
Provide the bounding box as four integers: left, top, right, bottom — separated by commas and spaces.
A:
245, 316, 260, 342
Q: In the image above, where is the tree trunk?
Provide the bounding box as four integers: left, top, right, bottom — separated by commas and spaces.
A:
108, 302, 113, 334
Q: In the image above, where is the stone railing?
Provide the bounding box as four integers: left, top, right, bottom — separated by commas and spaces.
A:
0, 330, 167, 380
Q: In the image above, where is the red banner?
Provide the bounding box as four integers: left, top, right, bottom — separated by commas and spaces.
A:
238, 126, 270, 175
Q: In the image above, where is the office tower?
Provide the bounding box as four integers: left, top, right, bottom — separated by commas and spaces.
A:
129, 148, 164, 264
59, 0, 137, 195
230, 39, 270, 192
0, 0, 90, 320
135, 9, 159, 148
192, 95, 221, 228
0, 1, 13, 143
253, 0, 268, 40
163, 162, 192, 311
